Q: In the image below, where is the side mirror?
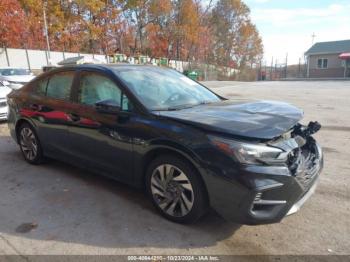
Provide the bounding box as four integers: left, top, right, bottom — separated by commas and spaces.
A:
95, 100, 121, 114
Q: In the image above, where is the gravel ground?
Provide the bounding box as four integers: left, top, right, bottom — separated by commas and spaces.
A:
0, 81, 349, 256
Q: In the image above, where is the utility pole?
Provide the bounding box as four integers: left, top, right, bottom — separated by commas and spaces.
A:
311, 32, 316, 45
275, 59, 278, 79
285, 53, 288, 78
43, 0, 51, 64
270, 57, 273, 81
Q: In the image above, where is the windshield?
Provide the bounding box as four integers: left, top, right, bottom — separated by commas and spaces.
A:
115, 67, 220, 110
0, 68, 31, 76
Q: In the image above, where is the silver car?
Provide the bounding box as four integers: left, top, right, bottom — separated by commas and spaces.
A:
0, 68, 35, 90
0, 81, 12, 120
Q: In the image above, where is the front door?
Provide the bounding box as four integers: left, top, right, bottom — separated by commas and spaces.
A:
67, 70, 135, 182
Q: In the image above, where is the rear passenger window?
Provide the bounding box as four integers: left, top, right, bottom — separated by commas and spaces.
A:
46, 71, 74, 100
35, 78, 49, 95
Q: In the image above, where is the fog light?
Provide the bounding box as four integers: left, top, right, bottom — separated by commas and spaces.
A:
254, 192, 262, 202
253, 192, 286, 206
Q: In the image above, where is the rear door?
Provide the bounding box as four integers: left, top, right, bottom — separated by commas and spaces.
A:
66, 70, 135, 182
24, 70, 77, 157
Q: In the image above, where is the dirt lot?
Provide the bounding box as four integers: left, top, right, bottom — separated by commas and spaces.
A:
0, 81, 349, 256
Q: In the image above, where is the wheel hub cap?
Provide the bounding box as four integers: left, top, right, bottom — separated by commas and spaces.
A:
20, 128, 38, 161
151, 164, 194, 217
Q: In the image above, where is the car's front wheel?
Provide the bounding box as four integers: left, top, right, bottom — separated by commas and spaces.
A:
146, 155, 208, 223
18, 123, 43, 164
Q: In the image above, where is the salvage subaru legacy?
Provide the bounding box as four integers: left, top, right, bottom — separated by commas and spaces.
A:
6, 65, 323, 224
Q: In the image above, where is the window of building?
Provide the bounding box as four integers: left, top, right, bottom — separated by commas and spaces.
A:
317, 58, 328, 69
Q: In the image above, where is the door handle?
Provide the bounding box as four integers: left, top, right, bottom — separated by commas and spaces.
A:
29, 104, 40, 111
68, 113, 80, 122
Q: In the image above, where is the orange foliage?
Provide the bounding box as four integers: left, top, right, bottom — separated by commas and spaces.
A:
0, 0, 28, 48
1, 0, 263, 67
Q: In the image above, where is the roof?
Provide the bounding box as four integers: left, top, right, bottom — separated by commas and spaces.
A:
38, 64, 170, 78
305, 39, 350, 55
72, 64, 158, 71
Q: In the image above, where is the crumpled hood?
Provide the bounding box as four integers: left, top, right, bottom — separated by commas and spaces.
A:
155, 100, 303, 140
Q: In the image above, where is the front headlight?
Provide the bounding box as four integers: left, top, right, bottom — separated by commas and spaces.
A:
209, 135, 285, 165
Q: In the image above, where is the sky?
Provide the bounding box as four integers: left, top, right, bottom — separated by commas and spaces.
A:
244, 0, 350, 65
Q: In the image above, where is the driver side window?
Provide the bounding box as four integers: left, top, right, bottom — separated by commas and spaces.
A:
79, 72, 122, 107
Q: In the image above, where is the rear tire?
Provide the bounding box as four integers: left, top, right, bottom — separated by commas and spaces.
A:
145, 155, 208, 224
18, 123, 43, 165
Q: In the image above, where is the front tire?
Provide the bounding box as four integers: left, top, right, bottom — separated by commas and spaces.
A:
18, 123, 43, 165
145, 155, 208, 224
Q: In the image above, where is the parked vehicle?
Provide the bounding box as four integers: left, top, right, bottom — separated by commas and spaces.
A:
7, 65, 323, 224
0, 81, 12, 120
0, 68, 35, 89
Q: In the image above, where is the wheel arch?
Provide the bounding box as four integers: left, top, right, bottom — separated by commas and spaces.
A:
137, 145, 210, 204
15, 118, 36, 143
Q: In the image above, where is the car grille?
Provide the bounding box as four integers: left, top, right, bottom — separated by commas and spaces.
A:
288, 141, 320, 190
0, 101, 7, 107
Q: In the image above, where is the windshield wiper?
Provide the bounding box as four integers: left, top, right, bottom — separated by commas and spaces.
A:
166, 104, 196, 111
166, 101, 214, 111
153, 101, 213, 111
198, 100, 213, 105
151, 105, 194, 111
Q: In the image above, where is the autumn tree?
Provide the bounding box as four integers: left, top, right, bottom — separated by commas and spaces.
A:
211, 0, 263, 69
121, 0, 154, 54
146, 0, 172, 58
3, 0, 263, 71
0, 0, 28, 48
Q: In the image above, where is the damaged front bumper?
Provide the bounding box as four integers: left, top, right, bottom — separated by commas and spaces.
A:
286, 175, 319, 216
286, 142, 323, 216
202, 122, 323, 225
247, 139, 322, 224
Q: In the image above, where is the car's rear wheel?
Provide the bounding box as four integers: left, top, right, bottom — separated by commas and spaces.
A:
146, 155, 208, 223
18, 123, 43, 164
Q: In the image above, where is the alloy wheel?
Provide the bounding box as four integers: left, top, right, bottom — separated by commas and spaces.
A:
150, 164, 194, 217
20, 127, 38, 161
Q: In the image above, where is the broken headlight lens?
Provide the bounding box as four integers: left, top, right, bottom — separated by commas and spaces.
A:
209, 135, 284, 165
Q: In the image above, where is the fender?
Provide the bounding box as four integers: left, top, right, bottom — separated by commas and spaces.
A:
132, 138, 206, 187
10, 104, 38, 143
